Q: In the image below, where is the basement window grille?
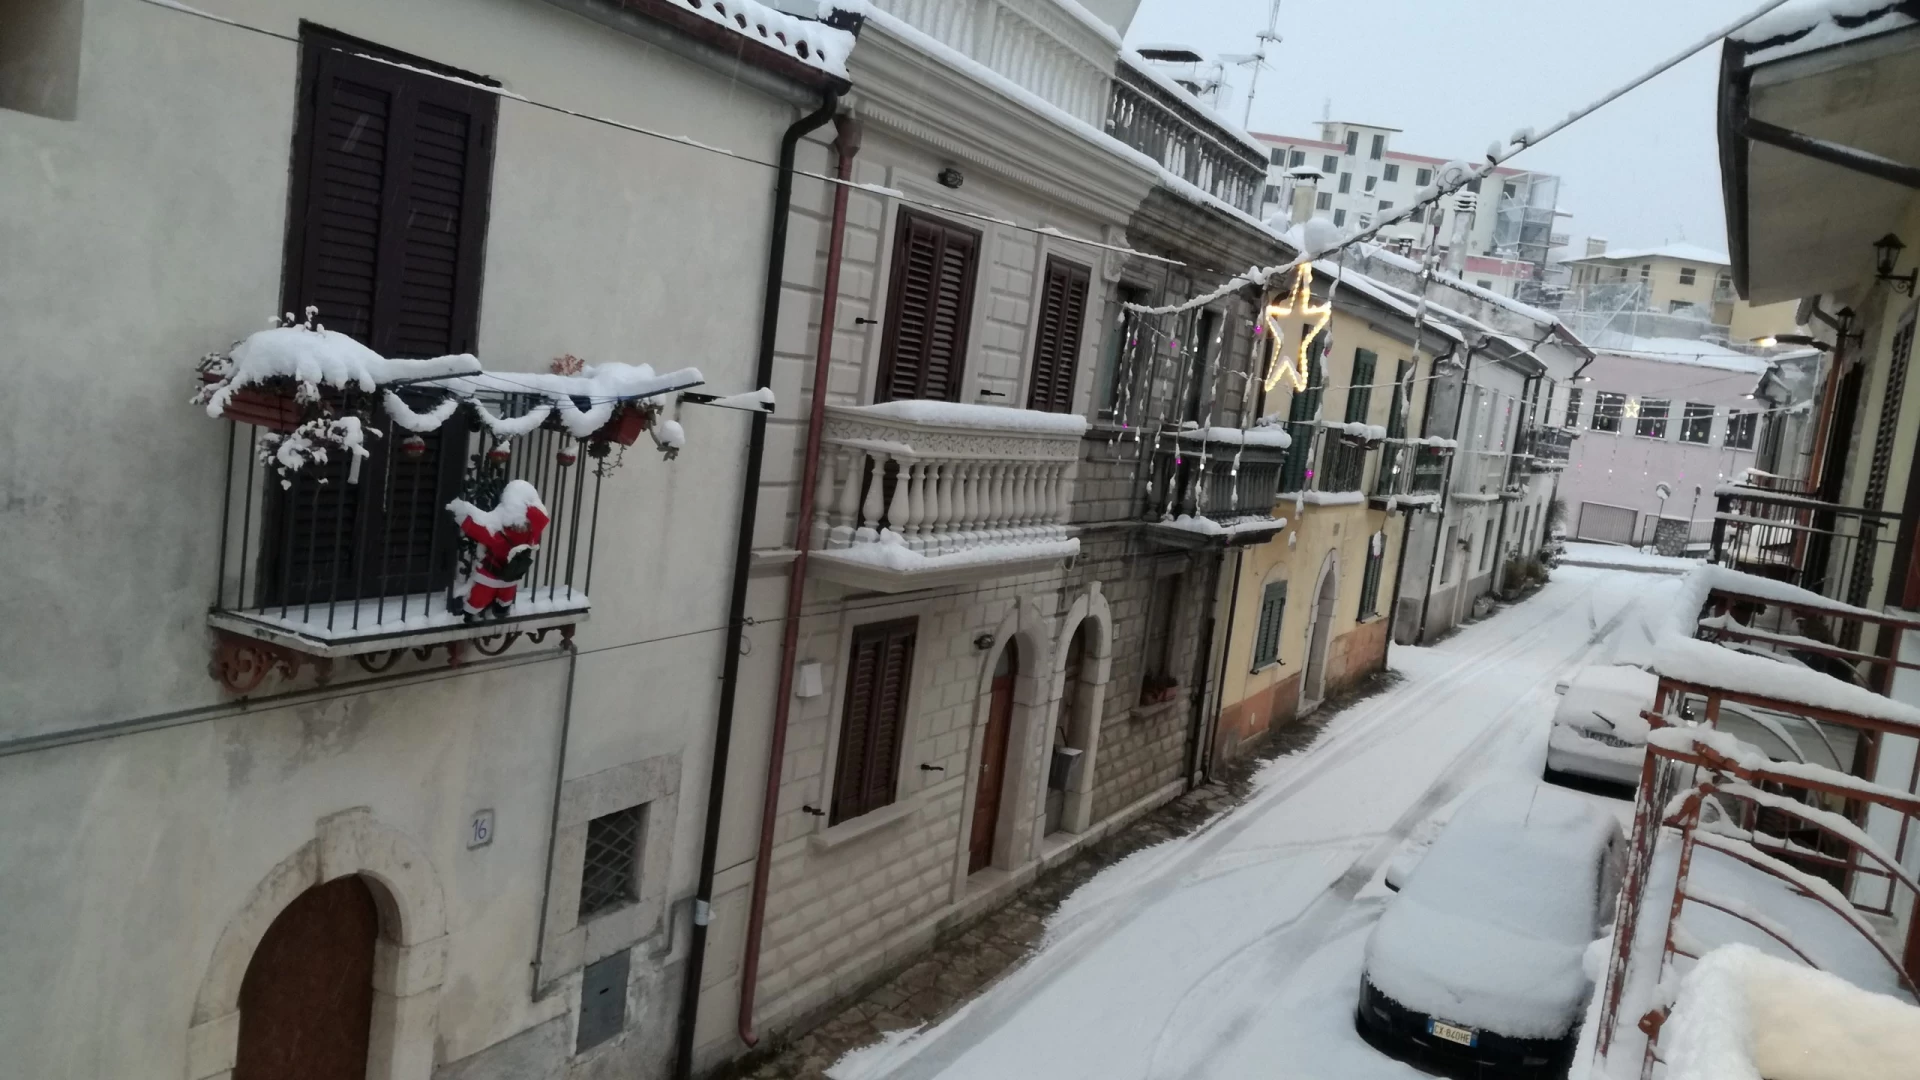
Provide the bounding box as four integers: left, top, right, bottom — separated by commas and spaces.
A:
579, 805, 645, 920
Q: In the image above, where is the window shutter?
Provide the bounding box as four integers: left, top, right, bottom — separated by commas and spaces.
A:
832, 620, 917, 824
1253, 581, 1287, 669
1025, 257, 1092, 413
878, 211, 981, 402
1386, 359, 1411, 438
1347, 349, 1376, 424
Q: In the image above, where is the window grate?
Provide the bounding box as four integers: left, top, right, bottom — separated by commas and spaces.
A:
579, 805, 644, 919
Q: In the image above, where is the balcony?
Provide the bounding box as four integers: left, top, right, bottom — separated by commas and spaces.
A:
1107, 62, 1266, 214
872, 0, 1114, 126
1144, 427, 1290, 545
808, 401, 1085, 591
1452, 449, 1511, 500
1372, 441, 1451, 508
1524, 424, 1575, 469
1708, 484, 1901, 621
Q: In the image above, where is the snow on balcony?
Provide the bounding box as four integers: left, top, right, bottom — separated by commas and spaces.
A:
868, 0, 1117, 126
808, 401, 1085, 591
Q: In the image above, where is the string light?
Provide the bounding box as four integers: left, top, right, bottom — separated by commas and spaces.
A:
1263, 264, 1333, 393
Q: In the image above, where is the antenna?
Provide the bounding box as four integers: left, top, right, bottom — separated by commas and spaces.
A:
1241, 0, 1283, 128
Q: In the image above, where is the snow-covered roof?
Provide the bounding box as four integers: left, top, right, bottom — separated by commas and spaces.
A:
1310, 260, 1467, 345
662, 0, 858, 80
1565, 241, 1732, 267
1591, 334, 1772, 374
1734, 0, 1920, 67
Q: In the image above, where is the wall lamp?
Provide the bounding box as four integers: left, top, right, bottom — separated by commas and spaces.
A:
1751, 334, 1833, 352
1875, 233, 1916, 296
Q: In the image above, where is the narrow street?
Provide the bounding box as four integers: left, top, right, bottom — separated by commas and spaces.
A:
829, 566, 1659, 1080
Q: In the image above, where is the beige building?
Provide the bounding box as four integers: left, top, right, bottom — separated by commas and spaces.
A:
1562, 240, 1800, 337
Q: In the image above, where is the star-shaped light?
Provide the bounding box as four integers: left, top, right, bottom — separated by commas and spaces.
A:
1623, 397, 1641, 420
1263, 264, 1333, 393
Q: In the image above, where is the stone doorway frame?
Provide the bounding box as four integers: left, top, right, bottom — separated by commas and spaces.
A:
1298, 550, 1341, 715
186, 807, 447, 1080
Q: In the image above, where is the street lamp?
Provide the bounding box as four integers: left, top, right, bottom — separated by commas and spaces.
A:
1751, 333, 1834, 352
1874, 233, 1916, 296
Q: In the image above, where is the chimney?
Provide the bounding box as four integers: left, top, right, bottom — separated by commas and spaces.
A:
1585, 236, 1608, 257
1290, 172, 1319, 226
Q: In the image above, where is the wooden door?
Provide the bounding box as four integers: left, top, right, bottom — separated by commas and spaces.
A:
970, 644, 1018, 873
234, 876, 379, 1080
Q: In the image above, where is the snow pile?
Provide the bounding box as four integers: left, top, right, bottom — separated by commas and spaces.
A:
1159, 514, 1287, 538
447, 479, 546, 535
1663, 943, 1920, 1080
818, 530, 1079, 572
1176, 425, 1292, 449
201, 324, 480, 417
660, 0, 858, 80
1554, 664, 1659, 741
852, 399, 1090, 436
1734, 0, 1918, 66
1364, 780, 1622, 1039
1594, 334, 1771, 374
1316, 419, 1387, 441
1648, 726, 1919, 802
1647, 634, 1920, 729
1296, 491, 1366, 506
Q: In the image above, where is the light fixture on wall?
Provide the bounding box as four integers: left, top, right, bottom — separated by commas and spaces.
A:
937, 166, 965, 189
973, 633, 996, 651
1874, 233, 1915, 296
1750, 333, 1833, 353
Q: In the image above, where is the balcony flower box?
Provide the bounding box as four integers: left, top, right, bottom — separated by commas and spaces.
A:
590, 403, 650, 446
197, 370, 306, 433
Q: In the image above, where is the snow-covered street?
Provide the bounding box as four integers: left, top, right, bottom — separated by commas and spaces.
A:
832, 567, 1660, 1080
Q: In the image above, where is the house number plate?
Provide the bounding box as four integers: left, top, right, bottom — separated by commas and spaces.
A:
469, 809, 495, 849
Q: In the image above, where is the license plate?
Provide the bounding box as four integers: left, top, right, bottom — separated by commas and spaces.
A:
1428, 1020, 1478, 1047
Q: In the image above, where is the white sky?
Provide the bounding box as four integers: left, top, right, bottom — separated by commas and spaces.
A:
1125, 0, 1771, 260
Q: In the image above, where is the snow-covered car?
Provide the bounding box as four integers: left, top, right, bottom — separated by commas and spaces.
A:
1357, 780, 1625, 1076
1546, 664, 1660, 788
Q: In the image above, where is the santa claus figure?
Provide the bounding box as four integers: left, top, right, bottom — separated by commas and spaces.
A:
447, 479, 550, 619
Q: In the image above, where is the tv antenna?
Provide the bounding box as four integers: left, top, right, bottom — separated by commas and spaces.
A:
1238, 0, 1283, 127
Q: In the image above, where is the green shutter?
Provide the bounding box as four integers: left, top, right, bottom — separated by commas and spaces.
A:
1385, 359, 1411, 439
1252, 580, 1288, 670
1347, 349, 1377, 424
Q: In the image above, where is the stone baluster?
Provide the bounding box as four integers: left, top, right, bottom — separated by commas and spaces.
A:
959, 462, 981, 549
1015, 463, 1036, 539
901, 460, 926, 551
811, 450, 835, 551
857, 451, 886, 544
887, 458, 913, 544
922, 460, 946, 554
979, 463, 1003, 544
830, 446, 862, 550
1051, 461, 1070, 538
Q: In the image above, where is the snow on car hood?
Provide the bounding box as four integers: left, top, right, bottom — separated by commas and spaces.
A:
1553, 665, 1658, 742
1365, 896, 1592, 1039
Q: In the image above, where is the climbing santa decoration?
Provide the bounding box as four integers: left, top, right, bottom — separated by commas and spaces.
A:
447, 479, 550, 620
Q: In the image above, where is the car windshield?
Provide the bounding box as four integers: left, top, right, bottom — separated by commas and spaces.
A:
1401, 794, 1603, 945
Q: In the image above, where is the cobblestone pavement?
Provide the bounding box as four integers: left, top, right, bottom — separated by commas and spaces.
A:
722, 672, 1400, 1080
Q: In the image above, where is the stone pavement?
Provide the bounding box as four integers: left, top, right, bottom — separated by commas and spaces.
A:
720, 671, 1400, 1080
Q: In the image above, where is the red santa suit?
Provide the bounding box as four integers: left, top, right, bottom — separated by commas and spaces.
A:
447, 480, 550, 616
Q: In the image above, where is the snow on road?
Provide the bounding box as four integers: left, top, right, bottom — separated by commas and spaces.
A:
831, 567, 1669, 1080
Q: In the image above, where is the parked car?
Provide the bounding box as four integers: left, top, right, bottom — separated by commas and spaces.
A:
1357, 780, 1625, 1077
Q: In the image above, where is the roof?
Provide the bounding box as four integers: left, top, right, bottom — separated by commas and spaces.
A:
1565, 242, 1732, 267
1732, 0, 1920, 66
1312, 261, 1467, 346
1249, 131, 1346, 152
1591, 334, 1772, 373
1324, 120, 1403, 132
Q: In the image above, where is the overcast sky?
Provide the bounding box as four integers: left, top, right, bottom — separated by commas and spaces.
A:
1125, 0, 1767, 259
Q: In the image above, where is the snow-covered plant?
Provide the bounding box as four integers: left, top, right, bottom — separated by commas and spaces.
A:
256, 415, 381, 489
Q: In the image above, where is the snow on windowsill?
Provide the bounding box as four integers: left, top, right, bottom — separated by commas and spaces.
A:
1176, 425, 1293, 449
1291, 491, 1367, 506
848, 399, 1090, 436
817, 532, 1079, 572
1315, 419, 1387, 441
1157, 514, 1287, 538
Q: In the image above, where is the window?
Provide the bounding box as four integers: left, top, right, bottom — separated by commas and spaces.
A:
1476, 279, 1493, 289
1679, 402, 1713, 444
1098, 285, 1146, 415
1264, 183, 1281, 203
1358, 214, 1373, 229
1322, 154, 1339, 173
1347, 348, 1377, 423
1269, 148, 1286, 166
1251, 580, 1287, 671
1025, 256, 1092, 413
1144, 574, 1182, 684
1358, 533, 1386, 619
877, 210, 981, 402
1345, 131, 1359, 154
1378, 201, 1394, 213
1364, 175, 1378, 192
1316, 191, 1333, 211
1383, 163, 1400, 182
1410, 206, 1425, 223
264, 30, 500, 607
1717, 272, 1732, 291
579, 805, 645, 919
1679, 266, 1697, 286
831, 619, 917, 824
1592, 392, 1626, 433
1, 0, 82, 119
1385, 359, 1412, 438
1415, 167, 1432, 186
1668, 300, 1694, 314
1635, 398, 1670, 439
1564, 387, 1583, 428
1724, 410, 1757, 450
1182, 309, 1219, 423
1290, 150, 1306, 167
1640, 264, 1651, 281
1333, 209, 1347, 227
1370, 133, 1385, 160
1338, 172, 1353, 194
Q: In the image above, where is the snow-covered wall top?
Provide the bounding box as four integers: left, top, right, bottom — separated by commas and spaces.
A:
670, 0, 859, 80
1734, 0, 1919, 66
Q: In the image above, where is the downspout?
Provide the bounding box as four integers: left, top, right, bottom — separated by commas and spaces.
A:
1202, 545, 1245, 780
674, 90, 842, 1080
735, 113, 861, 1050
1387, 342, 1454, 646
1491, 372, 1537, 591
528, 641, 580, 1001
1416, 338, 1481, 643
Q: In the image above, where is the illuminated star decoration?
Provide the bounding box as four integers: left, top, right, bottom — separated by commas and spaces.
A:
1623, 397, 1641, 420
1263, 264, 1333, 393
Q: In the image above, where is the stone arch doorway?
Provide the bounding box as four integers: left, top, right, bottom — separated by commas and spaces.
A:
970, 640, 1019, 874
1044, 624, 1092, 835
1301, 555, 1341, 713
234, 876, 380, 1080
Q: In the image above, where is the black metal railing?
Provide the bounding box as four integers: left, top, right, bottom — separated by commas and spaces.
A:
212, 389, 602, 650
1317, 435, 1370, 493
1107, 63, 1265, 215
1526, 425, 1575, 463
1411, 447, 1448, 494
1709, 486, 1900, 615
1150, 443, 1287, 521
1375, 443, 1451, 498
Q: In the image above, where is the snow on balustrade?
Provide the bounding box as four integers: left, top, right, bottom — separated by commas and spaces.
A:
809, 401, 1085, 590
868, 0, 1117, 126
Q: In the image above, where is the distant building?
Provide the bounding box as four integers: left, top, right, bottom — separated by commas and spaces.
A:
1251, 122, 1567, 303
1558, 240, 1801, 343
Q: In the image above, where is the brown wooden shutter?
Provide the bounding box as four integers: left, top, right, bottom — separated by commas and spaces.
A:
876, 211, 980, 402
1025, 257, 1092, 413
831, 619, 917, 824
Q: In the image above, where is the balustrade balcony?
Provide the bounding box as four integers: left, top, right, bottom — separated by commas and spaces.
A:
871, 0, 1115, 126
808, 401, 1084, 591
1144, 428, 1290, 544
1373, 442, 1451, 506
1453, 449, 1512, 499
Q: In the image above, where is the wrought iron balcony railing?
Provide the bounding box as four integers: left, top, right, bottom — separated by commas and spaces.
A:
1148, 435, 1288, 526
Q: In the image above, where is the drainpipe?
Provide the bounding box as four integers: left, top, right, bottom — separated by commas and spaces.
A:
1416, 338, 1483, 644
734, 113, 861, 1050
1201, 545, 1245, 780
674, 90, 842, 1080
